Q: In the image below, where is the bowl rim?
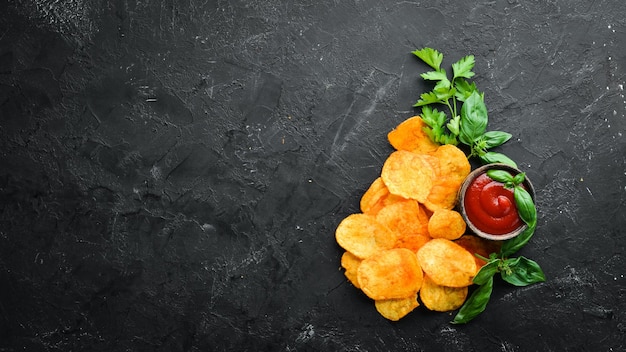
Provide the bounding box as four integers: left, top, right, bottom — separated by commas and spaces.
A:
458, 163, 535, 241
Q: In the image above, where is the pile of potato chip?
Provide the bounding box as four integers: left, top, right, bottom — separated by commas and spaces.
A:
336, 116, 501, 321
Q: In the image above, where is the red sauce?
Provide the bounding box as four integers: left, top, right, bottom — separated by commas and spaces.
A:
464, 173, 522, 235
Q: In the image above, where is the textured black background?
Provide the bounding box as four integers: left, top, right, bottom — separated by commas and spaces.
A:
1, 0, 625, 351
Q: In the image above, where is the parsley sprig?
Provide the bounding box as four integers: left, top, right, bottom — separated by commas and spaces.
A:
412, 48, 516, 166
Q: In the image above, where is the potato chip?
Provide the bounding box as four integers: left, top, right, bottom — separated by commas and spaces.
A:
422, 179, 462, 212
381, 150, 435, 203
375, 294, 419, 321
423, 144, 470, 212
419, 275, 468, 312
454, 235, 502, 269
341, 251, 362, 288
431, 144, 471, 184
360, 177, 407, 215
393, 233, 432, 253
416, 238, 477, 287
358, 248, 423, 300
387, 116, 439, 154
360, 177, 388, 214
428, 209, 466, 240
375, 199, 429, 237
335, 214, 397, 259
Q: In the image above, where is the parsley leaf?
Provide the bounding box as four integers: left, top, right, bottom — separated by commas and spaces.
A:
412, 48, 443, 70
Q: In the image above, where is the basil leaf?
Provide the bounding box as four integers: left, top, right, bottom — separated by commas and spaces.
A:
459, 91, 488, 145
513, 172, 526, 186
486, 169, 514, 184
482, 131, 512, 149
501, 256, 546, 286
452, 276, 494, 324
514, 186, 537, 228
479, 152, 518, 168
473, 259, 499, 285
500, 223, 536, 257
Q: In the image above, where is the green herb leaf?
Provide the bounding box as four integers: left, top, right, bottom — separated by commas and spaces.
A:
473, 259, 499, 285
452, 276, 494, 324
452, 55, 475, 80
454, 79, 478, 102
412, 48, 443, 71
479, 152, 518, 168
414, 91, 443, 107
486, 169, 514, 184
421, 70, 448, 82
501, 256, 546, 286
482, 131, 512, 149
514, 185, 537, 228
447, 115, 461, 135
512, 172, 526, 186
459, 91, 488, 145
500, 223, 536, 257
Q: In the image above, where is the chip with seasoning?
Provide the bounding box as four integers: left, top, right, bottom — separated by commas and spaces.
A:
358, 248, 424, 300
427, 209, 466, 240
335, 213, 397, 259
387, 115, 439, 154
454, 234, 502, 268
375, 294, 420, 321
416, 238, 477, 287
360, 177, 406, 215
341, 251, 362, 288
419, 275, 468, 312
375, 199, 430, 251
381, 150, 435, 203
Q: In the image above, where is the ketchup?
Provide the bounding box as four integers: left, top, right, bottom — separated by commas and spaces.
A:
464, 173, 522, 235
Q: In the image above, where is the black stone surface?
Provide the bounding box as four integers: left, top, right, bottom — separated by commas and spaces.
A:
1, 1, 625, 351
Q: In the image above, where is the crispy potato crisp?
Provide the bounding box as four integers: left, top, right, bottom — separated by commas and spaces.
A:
375, 294, 420, 321
419, 275, 468, 312
376, 199, 428, 237
454, 235, 502, 269
358, 248, 423, 300
387, 116, 439, 154
381, 150, 435, 203
335, 214, 397, 259
428, 209, 466, 240
341, 251, 362, 288
417, 238, 477, 287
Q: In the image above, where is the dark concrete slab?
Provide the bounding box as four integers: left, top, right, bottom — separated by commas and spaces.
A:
1, 0, 625, 350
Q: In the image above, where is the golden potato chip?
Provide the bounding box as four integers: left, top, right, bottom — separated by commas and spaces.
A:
393, 233, 432, 253
360, 178, 388, 214
341, 251, 362, 288
431, 144, 471, 184
360, 178, 408, 215
416, 238, 477, 287
454, 235, 502, 269
375, 199, 429, 237
358, 248, 423, 300
423, 144, 470, 212
419, 275, 468, 312
387, 116, 439, 154
422, 179, 463, 212
381, 151, 435, 202
427, 209, 466, 240
335, 214, 397, 259
375, 294, 419, 321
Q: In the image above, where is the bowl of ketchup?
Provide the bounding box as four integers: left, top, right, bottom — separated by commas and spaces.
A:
458, 163, 535, 241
